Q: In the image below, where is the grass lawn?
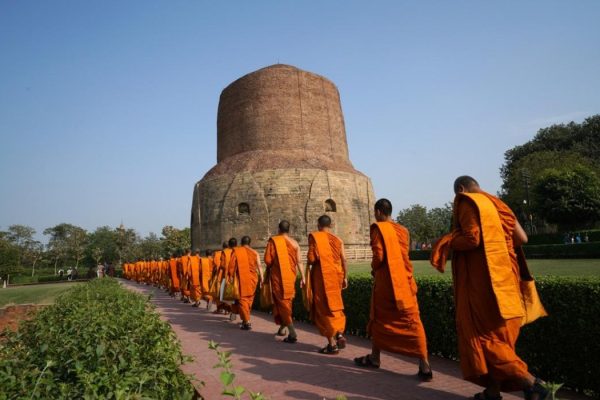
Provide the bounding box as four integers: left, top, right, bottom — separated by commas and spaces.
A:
348, 259, 600, 278
0, 282, 81, 307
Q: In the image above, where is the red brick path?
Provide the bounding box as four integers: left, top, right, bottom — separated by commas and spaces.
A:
120, 280, 582, 400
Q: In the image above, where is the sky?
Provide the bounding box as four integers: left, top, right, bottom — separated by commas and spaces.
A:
1, 1, 599, 242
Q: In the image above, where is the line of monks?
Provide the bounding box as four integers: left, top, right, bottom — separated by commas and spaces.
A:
123, 176, 550, 400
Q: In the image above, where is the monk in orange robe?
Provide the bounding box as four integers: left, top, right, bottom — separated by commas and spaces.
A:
264, 220, 301, 343
200, 250, 215, 309
354, 198, 432, 381
219, 239, 236, 316
180, 249, 192, 303
228, 236, 263, 330
211, 245, 225, 313
190, 250, 202, 307
303, 215, 348, 354
168, 254, 180, 297
431, 176, 549, 399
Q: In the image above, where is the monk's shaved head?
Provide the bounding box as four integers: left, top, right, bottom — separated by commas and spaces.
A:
454, 176, 480, 194
241, 235, 251, 245
222, 242, 228, 249
205, 250, 212, 256
228, 237, 237, 248
278, 220, 290, 234
318, 215, 332, 228
375, 198, 393, 217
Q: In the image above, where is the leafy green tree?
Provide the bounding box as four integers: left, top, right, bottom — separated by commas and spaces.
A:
0, 230, 20, 279
86, 226, 120, 265
115, 224, 138, 265
160, 226, 191, 256
44, 224, 71, 274
5, 224, 36, 267
396, 203, 452, 245
500, 115, 600, 227
533, 164, 600, 230
136, 233, 163, 260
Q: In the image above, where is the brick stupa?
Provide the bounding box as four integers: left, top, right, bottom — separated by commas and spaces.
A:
191, 64, 375, 250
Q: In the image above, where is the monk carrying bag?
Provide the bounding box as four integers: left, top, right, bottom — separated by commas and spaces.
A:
260, 270, 273, 310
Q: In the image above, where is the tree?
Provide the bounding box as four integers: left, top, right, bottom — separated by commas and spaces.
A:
533, 164, 600, 230
44, 223, 87, 273
500, 115, 600, 228
5, 224, 36, 267
115, 224, 138, 265
396, 203, 453, 246
0, 230, 20, 279
86, 226, 120, 265
27, 241, 44, 277
136, 233, 163, 260
160, 226, 191, 256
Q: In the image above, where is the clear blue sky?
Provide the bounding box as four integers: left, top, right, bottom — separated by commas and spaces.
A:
1, 1, 599, 241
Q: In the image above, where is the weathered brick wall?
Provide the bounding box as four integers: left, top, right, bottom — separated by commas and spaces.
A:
191, 168, 375, 251
191, 64, 376, 252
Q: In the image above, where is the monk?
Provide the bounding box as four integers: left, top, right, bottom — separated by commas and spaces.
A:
190, 249, 202, 307
211, 244, 226, 313
302, 215, 348, 354
228, 236, 263, 330
219, 239, 236, 317
431, 176, 548, 400
264, 220, 302, 343
180, 249, 193, 303
168, 253, 180, 298
354, 198, 432, 381
200, 250, 215, 309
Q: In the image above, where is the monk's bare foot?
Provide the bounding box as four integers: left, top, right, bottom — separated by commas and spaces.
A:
282, 335, 297, 344
229, 313, 236, 321
336, 333, 347, 349
353, 354, 380, 368
240, 322, 252, 330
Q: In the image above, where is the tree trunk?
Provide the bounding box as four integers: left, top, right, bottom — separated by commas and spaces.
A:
31, 259, 37, 277
54, 257, 59, 275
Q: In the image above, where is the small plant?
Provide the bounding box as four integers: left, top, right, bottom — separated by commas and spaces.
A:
208, 340, 267, 400
543, 382, 563, 400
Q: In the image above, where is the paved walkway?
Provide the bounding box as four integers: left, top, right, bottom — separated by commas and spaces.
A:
120, 280, 580, 400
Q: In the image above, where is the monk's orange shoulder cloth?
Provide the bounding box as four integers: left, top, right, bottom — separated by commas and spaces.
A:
309, 232, 344, 312
271, 236, 296, 299
460, 193, 525, 320
371, 222, 416, 310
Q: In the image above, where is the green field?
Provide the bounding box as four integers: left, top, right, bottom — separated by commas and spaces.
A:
348, 259, 600, 278
0, 282, 81, 307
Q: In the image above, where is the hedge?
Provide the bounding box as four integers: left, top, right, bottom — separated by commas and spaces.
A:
528, 229, 600, 245
254, 275, 600, 396
0, 278, 195, 399
523, 242, 600, 259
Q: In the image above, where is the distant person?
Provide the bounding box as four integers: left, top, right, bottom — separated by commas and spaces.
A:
304, 215, 348, 354
576, 234, 582, 244
66, 267, 73, 281
431, 176, 548, 399
107, 263, 115, 277
571, 235, 575, 244
354, 199, 432, 382
97, 263, 105, 278
264, 220, 302, 343
584, 233, 590, 243
58, 269, 64, 278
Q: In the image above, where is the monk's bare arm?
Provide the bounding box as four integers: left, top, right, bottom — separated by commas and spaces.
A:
307, 236, 318, 265
513, 219, 528, 246
340, 239, 348, 289
370, 226, 385, 272
450, 200, 481, 251
255, 252, 264, 285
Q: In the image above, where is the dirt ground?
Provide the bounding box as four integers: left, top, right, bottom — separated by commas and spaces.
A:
0, 304, 43, 333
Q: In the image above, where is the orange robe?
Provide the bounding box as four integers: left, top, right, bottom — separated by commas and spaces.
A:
228, 246, 260, 322
169, 257, 180, 294
180, 255, 192, 297
190, 255, 201, 302
368, 221, 428, 359
307, 231, 346, 338
264, 235, 299, 326
218, 249, 233, 310
200, 257, 214, 301
439, 192, 530, 391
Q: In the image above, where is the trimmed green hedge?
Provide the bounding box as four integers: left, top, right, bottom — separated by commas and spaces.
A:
0, 278, 195, 399
409, 250, 431, 260
523, 242, 600, 259
528, 230, 600, 245
255, 275, 600, 395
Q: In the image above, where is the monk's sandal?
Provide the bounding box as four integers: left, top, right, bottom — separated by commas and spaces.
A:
417, 369, 433, 382
282, 335, 297, 344
336, 333, 347, 349
524, 378, 549, 400
318, 344, 339, 355
240, 322, 252, 331
473, 390, 502, 400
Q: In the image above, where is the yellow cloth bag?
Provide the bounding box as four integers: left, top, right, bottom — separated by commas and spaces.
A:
260, 273, 273, 310
222, 276, 240, 301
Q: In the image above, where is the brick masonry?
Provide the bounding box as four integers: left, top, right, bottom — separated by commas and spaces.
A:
192, 64, 375, 251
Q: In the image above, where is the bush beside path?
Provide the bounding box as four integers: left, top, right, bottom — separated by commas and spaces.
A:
120, 280, 590, 400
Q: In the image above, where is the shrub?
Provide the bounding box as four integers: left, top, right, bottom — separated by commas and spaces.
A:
0, 278, 195, 399
528, 229, 600, 245
254, 276, 600, 396
523, 242, 600, 259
